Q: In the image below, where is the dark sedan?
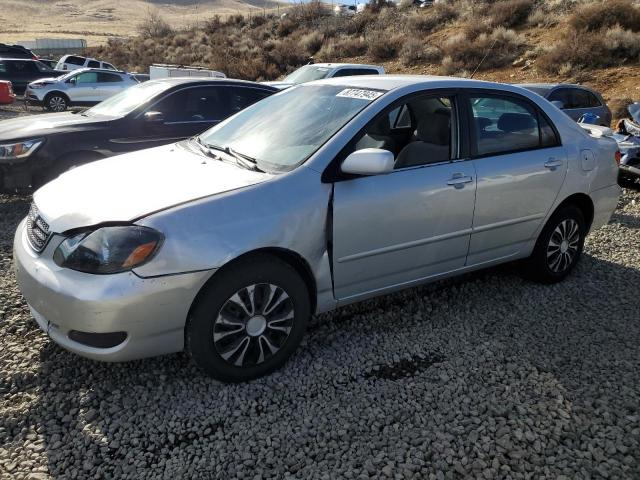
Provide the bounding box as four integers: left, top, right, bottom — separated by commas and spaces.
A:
0, 58, 65, 95
0, 78, 277, 191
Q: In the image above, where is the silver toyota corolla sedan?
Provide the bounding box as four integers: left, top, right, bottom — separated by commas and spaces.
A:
14, 76, 621, 382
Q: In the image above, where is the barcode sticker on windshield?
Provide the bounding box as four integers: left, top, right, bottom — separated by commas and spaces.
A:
336, 89, 383, 101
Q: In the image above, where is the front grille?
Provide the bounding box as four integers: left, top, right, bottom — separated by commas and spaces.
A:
26, 203, 51, 253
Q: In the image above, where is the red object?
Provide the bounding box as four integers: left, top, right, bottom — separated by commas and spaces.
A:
615, 150, 622, 165
0, 80, 16, 105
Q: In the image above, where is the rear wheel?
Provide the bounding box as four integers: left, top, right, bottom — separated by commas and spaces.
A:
44, 93, 68, 112
186, 254, 310, 382
523, 205, 586, 283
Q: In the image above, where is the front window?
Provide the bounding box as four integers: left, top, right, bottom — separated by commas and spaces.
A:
199, 85, 383, 173
282, 65, 333, 84
84, 80, 171, 117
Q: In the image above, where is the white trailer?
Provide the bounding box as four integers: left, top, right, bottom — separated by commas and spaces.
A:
149, 64, 225, 80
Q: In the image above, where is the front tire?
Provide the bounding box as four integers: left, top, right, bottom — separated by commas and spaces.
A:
186, 254, 310, 382
44, 93, 68, 112
523, 205, 586, 284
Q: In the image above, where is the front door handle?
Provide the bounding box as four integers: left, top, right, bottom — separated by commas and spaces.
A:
544, 158, 563, 170
447, 174, 473, 188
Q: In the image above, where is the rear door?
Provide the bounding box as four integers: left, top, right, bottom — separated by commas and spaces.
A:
96, 72, 126, 100
466, 92, 567, 265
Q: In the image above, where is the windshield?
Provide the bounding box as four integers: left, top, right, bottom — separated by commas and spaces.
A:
283, 65, 333, 84
84, 81, 171, 117
199, 84, 383, 173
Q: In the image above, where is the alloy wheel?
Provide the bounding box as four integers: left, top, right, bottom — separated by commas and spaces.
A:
213, 283, 294, 367
49, 96, 66, 112
547, 218, 580, 273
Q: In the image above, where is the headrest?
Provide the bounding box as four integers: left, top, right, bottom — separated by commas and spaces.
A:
497, 113, 535, 133
475, 117, 492, 131
416, 113, 449, 145
368, 114, 391, 136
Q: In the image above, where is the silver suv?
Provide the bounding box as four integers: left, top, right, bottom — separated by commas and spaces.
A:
25, 68, 138, 111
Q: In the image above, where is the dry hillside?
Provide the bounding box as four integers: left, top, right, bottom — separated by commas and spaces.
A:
0, 0, 285, 46
84, 0, 640, 120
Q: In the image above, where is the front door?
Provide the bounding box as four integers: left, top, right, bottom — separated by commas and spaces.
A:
466, 93, 567, 265
70, 71, 101, 103
332, 94, 477, 301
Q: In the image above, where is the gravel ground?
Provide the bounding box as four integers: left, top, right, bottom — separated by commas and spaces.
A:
0, 189, 639, 479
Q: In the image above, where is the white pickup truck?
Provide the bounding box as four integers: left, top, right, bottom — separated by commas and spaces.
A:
262, 63, 384, 90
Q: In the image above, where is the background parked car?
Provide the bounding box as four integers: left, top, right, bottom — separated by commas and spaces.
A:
0, 43, 37, 60
520, 83, 612, 126
37, 58, 59, 70
25, 68, 138, 111
0, 58, 64, 95
263, 63, 384, 90
131, 73, 150, 83
0, 81, 15, 105
0, 78, 277, 191
55, 54, 117, 72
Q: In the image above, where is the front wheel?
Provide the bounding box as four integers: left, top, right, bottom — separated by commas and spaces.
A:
523, 205, 586, 284
44, 94, 68, 112
186, 254, 310, 382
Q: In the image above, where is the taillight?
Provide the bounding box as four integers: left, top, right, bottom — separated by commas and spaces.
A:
615, 150, 622, 165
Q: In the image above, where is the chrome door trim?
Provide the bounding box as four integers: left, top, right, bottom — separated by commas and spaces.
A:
336, 227, 474, 263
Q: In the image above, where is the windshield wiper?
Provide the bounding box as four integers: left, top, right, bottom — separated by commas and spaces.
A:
227, 147, 265, 173
196, 137, 264, 172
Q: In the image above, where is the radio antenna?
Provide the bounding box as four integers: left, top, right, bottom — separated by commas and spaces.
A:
470, 37, 498, 79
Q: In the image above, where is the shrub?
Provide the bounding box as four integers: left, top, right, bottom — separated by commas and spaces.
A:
609, 97, 634, 120
569, 0, 640, 32
276, 17, 297, 37
440, 27, 523, 74
368, 36, 400, 60
316, 38, 368, 60
138, 10, 173, 38
407, 4, 458, 33
301, 31, 324, 55
487, 0, 536, 28
537, 27, 640, 73
400, 38, 442, 65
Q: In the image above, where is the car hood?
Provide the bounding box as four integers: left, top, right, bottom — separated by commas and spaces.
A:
0, 112, 111, 141
28, 77, 59, 85
34, 143, 271, 232
261, 81, 292, 90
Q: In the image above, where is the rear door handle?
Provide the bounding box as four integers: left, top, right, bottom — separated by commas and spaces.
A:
544, 158, 563, 169
447, 174, 473, 188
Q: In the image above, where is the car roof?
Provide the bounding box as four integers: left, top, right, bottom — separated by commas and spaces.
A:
310, 74, 538, 94
67, 67, 127, 74
308, 63, 382, 69
0, 57, 38, 62
519, 82, 596, 92
141, 77, 278, 89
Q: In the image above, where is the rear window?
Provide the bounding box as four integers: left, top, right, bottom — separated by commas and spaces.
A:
471, 94, 559, 156
97, 72, 122, 83
103, 63, 116, 70
65, 56, 85, 66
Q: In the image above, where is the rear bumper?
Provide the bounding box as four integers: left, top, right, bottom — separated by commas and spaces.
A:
13, 218, 212, 361
590, 183, 622, 230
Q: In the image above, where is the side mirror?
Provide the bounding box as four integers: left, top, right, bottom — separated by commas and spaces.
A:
341, 148, 394, 176
143, 111, 165, 123
551, 100, 564, 110
67, 77, 76, 85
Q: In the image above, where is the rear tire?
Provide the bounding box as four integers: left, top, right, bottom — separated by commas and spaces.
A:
186, 254, 310, 382
523, 205, 586, 284
44, 93, 68, 112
